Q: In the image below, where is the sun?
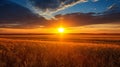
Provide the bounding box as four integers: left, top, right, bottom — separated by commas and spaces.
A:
58, 27, 65, 33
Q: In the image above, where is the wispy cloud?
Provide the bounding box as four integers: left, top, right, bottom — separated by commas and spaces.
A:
91, 0, 99, 2
0, 0, 120, 29
27, 0, 88, 19
107, 4, 117, 10
105, 2, 120, 14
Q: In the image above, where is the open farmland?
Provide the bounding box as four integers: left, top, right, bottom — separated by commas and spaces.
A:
0, 34, 120, 67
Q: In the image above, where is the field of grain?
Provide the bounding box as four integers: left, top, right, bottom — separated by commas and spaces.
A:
0, 34, 120, 67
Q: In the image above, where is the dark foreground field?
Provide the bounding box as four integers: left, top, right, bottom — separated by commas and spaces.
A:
0, 34, 120, 67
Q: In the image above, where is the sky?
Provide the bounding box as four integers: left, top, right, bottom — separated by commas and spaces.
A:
0, 0, 120, 33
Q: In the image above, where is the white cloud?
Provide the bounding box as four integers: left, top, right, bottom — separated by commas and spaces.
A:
27, 0, 88, 19
91, 0, 99, 2
107, 4, 115, 10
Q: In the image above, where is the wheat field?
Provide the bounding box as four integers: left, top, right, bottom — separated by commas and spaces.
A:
0, 34, 120, 67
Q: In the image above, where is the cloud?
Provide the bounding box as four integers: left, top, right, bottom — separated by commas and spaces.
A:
27, 0, 88, 19
0, 0, 120, 29
0, 0, 48, 28
1, 12, 120, 29
105, 2, 120, 14
91, 0, 99, 2
53, 12, 120, 27
107, 4, 116, 10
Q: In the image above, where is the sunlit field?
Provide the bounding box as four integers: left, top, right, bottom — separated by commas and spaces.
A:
0, 34, 120, 67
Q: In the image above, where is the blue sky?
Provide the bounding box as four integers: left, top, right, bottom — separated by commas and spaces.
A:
0, 0, 120, 33
9, 0, 120, 19
54, 0, 114, 15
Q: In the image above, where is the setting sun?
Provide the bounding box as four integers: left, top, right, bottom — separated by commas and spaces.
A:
58, 27, 65, 33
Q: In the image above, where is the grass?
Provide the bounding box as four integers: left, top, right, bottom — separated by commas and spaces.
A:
0, 35, 120, 67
